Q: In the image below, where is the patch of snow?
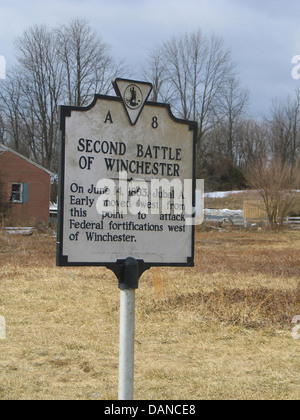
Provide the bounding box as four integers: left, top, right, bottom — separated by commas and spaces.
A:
205, 209, 243, 219
4, 227, 34, 235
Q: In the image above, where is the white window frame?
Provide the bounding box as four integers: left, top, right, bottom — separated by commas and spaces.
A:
11, 183, 23, 204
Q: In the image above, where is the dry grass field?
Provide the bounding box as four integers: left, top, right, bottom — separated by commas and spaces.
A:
0, 228, 299, 400
205, 191, 300, 214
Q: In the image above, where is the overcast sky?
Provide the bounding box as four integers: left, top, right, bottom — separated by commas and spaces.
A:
1, 0, 300, 118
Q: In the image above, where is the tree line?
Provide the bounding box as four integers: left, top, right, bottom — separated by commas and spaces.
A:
0, 19, 124, 171
1, 19, 300, 195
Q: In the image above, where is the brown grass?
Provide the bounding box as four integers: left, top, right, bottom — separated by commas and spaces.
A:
205, 190, 300, 215
152, 287, 298, 328
205, 191, 255, 210
0, 229, 299, 400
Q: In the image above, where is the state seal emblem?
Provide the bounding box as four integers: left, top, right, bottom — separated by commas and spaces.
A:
113, 78, 153, 125
124, 85, 143, 109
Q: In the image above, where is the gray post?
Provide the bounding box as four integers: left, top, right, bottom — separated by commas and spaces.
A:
118, 288, 136, 400
118, 258, 139, 401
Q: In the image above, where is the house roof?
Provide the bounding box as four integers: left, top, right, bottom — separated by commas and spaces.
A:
0, 144, 55, 177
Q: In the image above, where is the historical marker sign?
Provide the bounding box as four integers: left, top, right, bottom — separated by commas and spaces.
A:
57, 79, 197, 268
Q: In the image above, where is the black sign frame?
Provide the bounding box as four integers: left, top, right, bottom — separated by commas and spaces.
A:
56, 89, 197, 271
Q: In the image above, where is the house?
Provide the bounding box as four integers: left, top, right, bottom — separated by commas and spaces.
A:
0, 144, 54, 226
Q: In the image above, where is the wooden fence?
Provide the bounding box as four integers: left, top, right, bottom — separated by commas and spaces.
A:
243, 200, 300, 229
243, 200, 267, 220
243, 200, 267, 227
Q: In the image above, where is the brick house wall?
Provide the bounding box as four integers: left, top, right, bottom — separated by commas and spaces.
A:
0, 145, 53, 226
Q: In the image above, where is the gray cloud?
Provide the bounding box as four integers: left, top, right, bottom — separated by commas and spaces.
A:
1, 0, 300, 117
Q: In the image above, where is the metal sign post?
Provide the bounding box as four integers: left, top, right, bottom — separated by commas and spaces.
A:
110, 258, 148, 400
57, 78, 197, 400
118, 258, 139, 400
119, 287, 136, 400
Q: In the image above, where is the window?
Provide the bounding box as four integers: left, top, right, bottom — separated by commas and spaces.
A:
10, 183, 23, 203
10, 183, 28, 204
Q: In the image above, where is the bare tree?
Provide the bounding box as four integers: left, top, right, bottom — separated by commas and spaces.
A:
268, 89, 300, 166
0, 74, 30, 157
0, 21, 123, 171
245, 157, 300, 229
57, 19, 124, 106
0, 112, 4, 144
235, 119, 269, 169
146, 30, 236, 180
14, 25, 65, 170
160, 31, 234, 141
143, 47, 170, 103
213, 76, 249, 159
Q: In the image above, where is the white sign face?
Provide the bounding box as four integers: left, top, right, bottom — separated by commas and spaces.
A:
57, 79, 196, 267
